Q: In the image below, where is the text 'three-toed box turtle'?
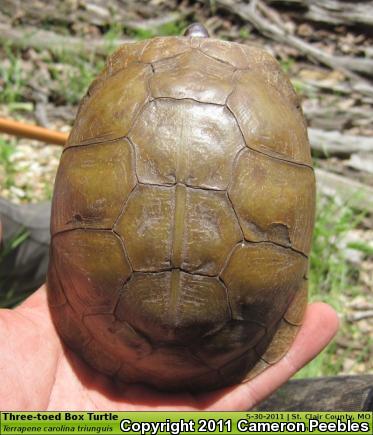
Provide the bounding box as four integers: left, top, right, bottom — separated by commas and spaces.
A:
47, 24, 315, 392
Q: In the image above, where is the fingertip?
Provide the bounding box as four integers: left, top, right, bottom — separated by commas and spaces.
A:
285, 301, 340, 374
306, 301, 340, 340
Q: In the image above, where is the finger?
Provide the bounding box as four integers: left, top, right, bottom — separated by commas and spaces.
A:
0, 284, 63, 410
16, 284, 48, 312
199, 302, 339, 411
12, 285, 63, 354
14, 285, 55, 333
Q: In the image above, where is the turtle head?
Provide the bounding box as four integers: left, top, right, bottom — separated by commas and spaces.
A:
183, 23, 209, 38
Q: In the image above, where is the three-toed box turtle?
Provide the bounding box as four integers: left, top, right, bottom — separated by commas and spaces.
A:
48, 24, 315, 392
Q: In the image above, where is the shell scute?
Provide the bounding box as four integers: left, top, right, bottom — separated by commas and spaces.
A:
228, 148, 315, 255
199, 39, 250, 69
67, 63, 152, 146
129, 99, 244, 189
52, 139, 136, 234
116, 271, 230, 345
52, 230, 131, 310
227, 69, 311, 165
114, 184, 174, 272
150, 49, 235, 104
140, 36, 191, 63
220, 242, 307, 327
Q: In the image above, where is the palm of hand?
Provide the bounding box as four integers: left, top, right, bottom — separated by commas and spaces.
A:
0, 286, 338, 411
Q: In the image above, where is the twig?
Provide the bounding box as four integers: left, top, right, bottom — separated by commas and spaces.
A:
0, 23, 131, 56
348, 311, 373, 322
124, 12, 185, 31
308, 128, 373, 158
315, 168, 373, 213
216, 0, 373, 80
347, 154, 373, 175
292, 79, 373, 102
269, 0, 373, 27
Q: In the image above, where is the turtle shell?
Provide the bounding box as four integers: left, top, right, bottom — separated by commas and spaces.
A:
48, 34, 315, 392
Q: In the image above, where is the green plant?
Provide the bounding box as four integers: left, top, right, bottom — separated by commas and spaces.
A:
158, 20, 188, 36
347, 241, 373, 257
280, 57, 295, 74
295, 194, 365, 379
49, 51, 104, 105
126, 20, 188, 40
0, 45, 28, 105
103, 22, 124, 55
66, 57, 103, 105
309, 195, 363, 305
126, 27, 154, 40
0, 227, 29, 262
239, 27, 251, 40
0, 227, 30, 308
0, 138, 16, 189
291, 78, 319, 99
43, 181, 54, 200
292, 80, 305, 95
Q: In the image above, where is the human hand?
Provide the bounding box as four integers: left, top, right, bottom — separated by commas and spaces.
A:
0, 285, 338, 411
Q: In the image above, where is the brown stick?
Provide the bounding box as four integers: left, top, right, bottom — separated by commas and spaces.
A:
216, 0, 373, 80
269, 0, 373, 27
309, 128, 373, 158
315, 168, 373, 213
0, 23, 131, 56
0, 117, 68, 145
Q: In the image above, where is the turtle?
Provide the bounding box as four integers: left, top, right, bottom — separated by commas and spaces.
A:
47, 23, 315, 392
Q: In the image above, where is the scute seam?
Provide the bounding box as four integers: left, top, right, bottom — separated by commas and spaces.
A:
225, 104, 314, 170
